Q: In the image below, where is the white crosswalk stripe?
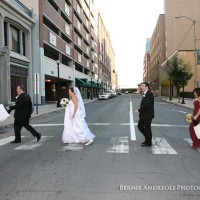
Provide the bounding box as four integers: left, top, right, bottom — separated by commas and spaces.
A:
15, 136, 53, 150
151, 137, 177, 154
0, 136, 197, 154
0, 136, 26, 147
59, 143, 84, 151
107, 137, 129, 153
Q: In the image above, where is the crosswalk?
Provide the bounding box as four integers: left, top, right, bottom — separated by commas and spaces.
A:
0, 135, 199, 154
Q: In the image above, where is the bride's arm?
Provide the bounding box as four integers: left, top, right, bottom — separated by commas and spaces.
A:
72, 95, 78, 118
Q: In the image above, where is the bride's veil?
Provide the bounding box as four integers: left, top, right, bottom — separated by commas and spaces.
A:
74, 87, 86, 118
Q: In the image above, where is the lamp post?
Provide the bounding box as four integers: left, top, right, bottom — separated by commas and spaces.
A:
169, 78, 172, 101
175, 15, 197, 88
97, 78, 99, 98
90, 73, 93, 100
56, 60, 61, 107
181, 70, 187, 104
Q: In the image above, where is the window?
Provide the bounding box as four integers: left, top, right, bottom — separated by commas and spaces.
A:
4, 22, 8, 46
10, 25, 20, 53
65, 3, 70, 16
22, 32, 26, 56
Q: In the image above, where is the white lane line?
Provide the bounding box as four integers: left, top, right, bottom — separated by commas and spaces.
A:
107, 137, 129, 153
151, 137, 177, 154
130, 100, 136, 141
31, 123, 188, 128
171, 109, 187, 114
0, 136, 26, 147
60, 143, 84, 151
184, 138, 200, 152
15, 136, 53, 150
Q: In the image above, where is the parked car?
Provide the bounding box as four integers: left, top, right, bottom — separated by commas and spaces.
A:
105, 90, 115, 98
125, 91, 129, 94
98, 93, 110, 100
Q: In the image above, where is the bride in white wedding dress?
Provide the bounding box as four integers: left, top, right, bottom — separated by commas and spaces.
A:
62, 87, 95, 145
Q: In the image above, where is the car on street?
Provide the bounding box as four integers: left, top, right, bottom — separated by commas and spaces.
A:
125, 91, 129, 94
98, 93, 110, 100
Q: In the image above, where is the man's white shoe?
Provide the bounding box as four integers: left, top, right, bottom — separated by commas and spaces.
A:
85, 140, 93, 146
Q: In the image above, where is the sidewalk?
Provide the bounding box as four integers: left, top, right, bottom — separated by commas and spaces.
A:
159, 96, 193, 110
0, 99, 96, 128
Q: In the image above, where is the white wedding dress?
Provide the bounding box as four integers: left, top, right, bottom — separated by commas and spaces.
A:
62, 100, 95, 143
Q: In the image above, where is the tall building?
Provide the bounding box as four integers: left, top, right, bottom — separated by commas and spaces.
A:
0, 0, 116, 104
149, 14, 166, 96
163, 0, 200, 91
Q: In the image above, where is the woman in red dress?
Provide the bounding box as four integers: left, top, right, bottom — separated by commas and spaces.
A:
189, 88, 200, 148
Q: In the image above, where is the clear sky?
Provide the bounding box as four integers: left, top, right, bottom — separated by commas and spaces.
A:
96, 0, 164, 88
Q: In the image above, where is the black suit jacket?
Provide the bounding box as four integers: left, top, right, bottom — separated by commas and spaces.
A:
138, 90, 154, 119
10, 93, 32, 120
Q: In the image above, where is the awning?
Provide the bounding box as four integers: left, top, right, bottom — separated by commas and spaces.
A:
75, 78, 96, 88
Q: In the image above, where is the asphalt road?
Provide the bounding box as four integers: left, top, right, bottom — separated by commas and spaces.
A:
0, 94, 200, 200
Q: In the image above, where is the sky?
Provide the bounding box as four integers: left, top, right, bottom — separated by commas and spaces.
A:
96, 0, 164, 88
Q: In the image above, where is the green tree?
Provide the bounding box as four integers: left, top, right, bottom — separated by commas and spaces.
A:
164, 56, 193, 99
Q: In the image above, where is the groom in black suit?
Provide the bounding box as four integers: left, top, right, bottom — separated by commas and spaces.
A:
6, 85, 41, 143
136, 82, 154, 146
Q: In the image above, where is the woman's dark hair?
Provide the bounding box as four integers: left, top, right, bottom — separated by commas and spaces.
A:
193, 87, 200, 97
70, 87, 74, 93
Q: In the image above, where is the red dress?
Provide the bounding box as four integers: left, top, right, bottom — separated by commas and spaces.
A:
189, 100, 200, 148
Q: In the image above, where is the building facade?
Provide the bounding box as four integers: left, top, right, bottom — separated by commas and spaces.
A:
149, 14, 166, 96
164, 0, 200, 92
0, 0, 35, 105
0, 0, 116, 105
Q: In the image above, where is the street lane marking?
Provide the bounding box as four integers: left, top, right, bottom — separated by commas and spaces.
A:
151, 137, 177, 154
184, 138, 200, 152
31, 123, 188, 128
0, 136, 26, 147
171, 109, 187, 114
130, 100, 136, 141
107, 137, 129, 153
15, 136, 53, 150
60, 143, 84, 151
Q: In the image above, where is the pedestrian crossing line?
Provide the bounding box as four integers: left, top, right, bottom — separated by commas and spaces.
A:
59, 143, 84, 151
107, 137, 129, 153
184, 138, 200, 152
130, 100, 136, 141
0, 136, 26, 147
151, 137, 177, 154
31, 123, 188, 128
15, 136, 53, 150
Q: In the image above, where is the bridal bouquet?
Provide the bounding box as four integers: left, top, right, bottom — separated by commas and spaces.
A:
185, 113, 193, 123
60, 98, 69, 107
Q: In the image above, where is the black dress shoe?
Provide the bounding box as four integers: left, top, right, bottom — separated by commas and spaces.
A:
10, 140, 21, 144
141, 143, 152, 147
141, 141, 146, 145
36, 133, 41, 142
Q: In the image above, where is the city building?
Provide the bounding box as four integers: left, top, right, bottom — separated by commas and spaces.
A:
0, 0, 116, 105
149, 14, 166, 96
163, 0, 200, 93
0, 0, 35, 105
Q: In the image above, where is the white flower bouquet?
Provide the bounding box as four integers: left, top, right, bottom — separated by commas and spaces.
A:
60, 98, 69, 107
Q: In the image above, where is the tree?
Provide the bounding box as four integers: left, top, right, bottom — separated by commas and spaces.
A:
164, 56, 193, 101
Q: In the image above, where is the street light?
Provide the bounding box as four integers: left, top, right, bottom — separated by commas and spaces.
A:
90, 73, 93, 100
175, 15, 197, 88
56, 59, 61, 107
97, 78, 99, 98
